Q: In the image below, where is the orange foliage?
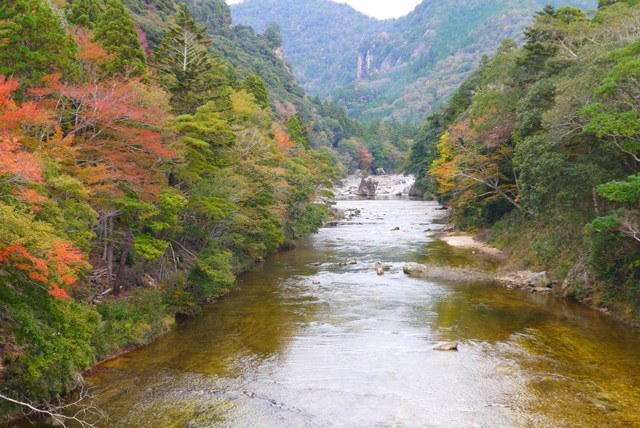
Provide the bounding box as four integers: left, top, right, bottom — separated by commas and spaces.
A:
274, 125, 296, 153
0, 240, 89, 299
32, 37, 173, 200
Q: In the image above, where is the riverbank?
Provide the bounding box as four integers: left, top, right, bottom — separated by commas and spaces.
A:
428, 228, 640, 327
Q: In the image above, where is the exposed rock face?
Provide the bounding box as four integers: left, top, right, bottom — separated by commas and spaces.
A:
357, 176, 378, 197
357, 48, 374, 81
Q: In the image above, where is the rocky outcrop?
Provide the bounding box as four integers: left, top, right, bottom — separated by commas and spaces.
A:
357, 176, 378, 197
375, 167, 386, 176
496, 271, 552, 290
406, 183, 423, 198
356, 48, 374, 81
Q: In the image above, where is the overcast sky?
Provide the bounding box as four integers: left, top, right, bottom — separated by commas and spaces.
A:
225, 0, 422, 19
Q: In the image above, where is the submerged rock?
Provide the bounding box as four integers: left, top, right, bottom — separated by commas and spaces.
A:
376, 267, 385, 275
375, 262, 392, 271
434, 342, 459, 351
338, 259, 358, 267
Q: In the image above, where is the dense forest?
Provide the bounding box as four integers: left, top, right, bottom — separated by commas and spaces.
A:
232, 0, 597, 121
407, 0, 640, 322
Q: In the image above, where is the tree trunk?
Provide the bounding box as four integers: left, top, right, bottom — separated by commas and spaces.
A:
113, 230, 133, 296
592, 187, 600, 215
105, 215, 114, 289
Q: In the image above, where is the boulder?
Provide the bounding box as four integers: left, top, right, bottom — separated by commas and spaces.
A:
434, 342, 458, 351
527, 271, 551, 288
375, 167, 387, 176
403, 262, 429, 276
407, 183, 423, 198
338, 259, 358, 267
376, 267, 384, 275
357, 176, 378, 197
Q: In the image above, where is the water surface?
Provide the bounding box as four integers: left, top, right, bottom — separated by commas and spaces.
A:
87, 198, 640, 427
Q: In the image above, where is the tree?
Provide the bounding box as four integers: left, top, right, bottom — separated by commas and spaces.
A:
93, 0, 146, 76
286, 113, 310, 150
66, 0, 104, 28
240, 73, 269, 108
154, 4, 230, 114
0, 0, 78, 88
263, 22, 282, 49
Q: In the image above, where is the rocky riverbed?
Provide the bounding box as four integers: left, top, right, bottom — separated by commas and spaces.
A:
333, 173, 418, 198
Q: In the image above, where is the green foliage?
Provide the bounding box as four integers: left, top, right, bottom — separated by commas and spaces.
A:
286, 113, 311, 150
0, 281, 103, 401
154, 4, 231, 114
189, 247, 235, 300
240, 73, 269, 108
597, 175, 640, 203
94, 0, 147, 76
0, 0, 79, 88
66, 0, 104, 28
96, 289, 174, 352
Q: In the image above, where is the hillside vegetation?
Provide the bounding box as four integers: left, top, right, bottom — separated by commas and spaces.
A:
407, 0, 640, 321
0, 0, 346, 418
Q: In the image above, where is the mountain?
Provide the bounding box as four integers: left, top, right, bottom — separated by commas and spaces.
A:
230, 0, 388, 98
230, 0, 598, 121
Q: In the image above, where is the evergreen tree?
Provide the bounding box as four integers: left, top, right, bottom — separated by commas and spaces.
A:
286, 113, 311, 150
154, 4, 230, 114
240, 73, 269, 108
67, 0, 103, 28
93, 0, 146, 75
263, 22, 282, 49
0, 0, 78, 88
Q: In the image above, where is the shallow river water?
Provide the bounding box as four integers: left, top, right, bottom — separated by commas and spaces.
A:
86, 198, 640, 427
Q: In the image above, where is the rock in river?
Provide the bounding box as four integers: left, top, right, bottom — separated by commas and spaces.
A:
403, 262, 429, 276
434, 342, 459, 351
357, 176, 378, 197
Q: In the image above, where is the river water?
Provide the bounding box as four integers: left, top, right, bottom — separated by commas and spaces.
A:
85, 197, 640, 427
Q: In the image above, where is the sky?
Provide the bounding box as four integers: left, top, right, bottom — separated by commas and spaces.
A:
225, 0, 423, 19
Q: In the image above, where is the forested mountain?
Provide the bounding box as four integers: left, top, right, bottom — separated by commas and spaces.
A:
230, 0, 387, 98
232, 0, 597, 121
407, 1, 640, 322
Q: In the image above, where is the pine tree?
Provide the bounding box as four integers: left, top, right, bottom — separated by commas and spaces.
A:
67, 0, 103, 28
93, 0, 146, 75
154, 4, 230, 114
286, 113, 311, 150
0, 0, 78, 88
240, 73, 269, 108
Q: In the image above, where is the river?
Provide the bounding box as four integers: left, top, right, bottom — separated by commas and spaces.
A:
83, 197, 640, 427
